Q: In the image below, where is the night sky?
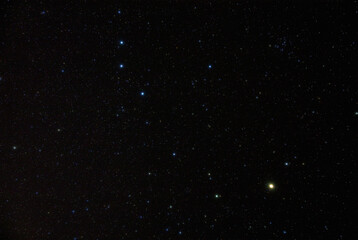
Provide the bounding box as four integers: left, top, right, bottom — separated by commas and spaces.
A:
0, 1, 356, 239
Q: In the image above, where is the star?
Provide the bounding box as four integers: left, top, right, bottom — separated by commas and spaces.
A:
208, 64, 212, 69
268, 183, 275, 189
119, 64, 124, 69
172, 152, 176, 156
119, 40, 124, 45
12, 146, 17, 150
140, 91, 145, 96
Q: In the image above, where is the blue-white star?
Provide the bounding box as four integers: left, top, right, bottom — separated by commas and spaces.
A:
119, 40, 124, 45
208, 64, 212, 69
140, 91, 145, 96
119, 64, 124, 69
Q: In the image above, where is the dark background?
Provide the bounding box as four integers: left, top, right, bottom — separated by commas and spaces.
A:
0, 1, 356, 239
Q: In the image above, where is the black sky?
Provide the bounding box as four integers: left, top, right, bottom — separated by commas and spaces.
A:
0, 1, 356, 239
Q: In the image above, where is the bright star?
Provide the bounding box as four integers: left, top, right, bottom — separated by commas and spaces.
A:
119, 40, 124, 45
208, 64, 212, 69
119, 64, 124, 68
268, 183, 275, 189
140, 91, 145, 96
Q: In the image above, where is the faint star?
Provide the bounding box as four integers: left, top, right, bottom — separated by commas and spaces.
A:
172, 152, 176, 156
12, 146, 17, 150
119, 64, 124, 68
140, 91, 145, 96
208, 64, 212, 69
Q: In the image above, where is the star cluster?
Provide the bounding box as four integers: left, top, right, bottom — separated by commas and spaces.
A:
0, 1, 355, 239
